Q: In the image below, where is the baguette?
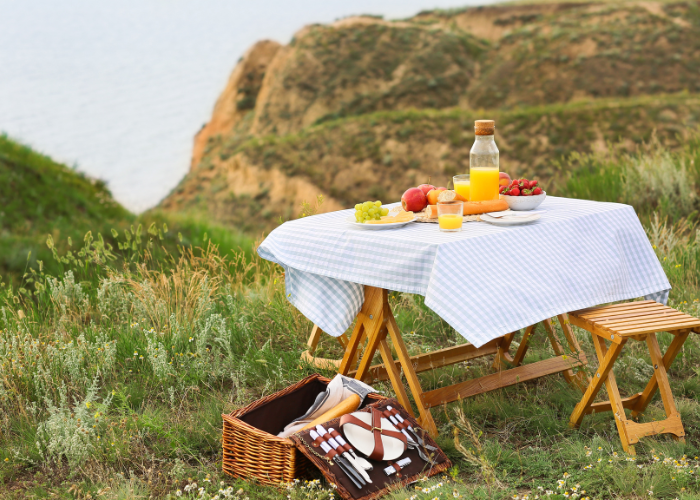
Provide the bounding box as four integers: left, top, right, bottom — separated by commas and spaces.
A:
462, 199, 508, 215
437, 190, 468, 203
424, 205, 439, 219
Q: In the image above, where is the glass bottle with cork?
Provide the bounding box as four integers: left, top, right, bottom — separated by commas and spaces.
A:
469, 119, 500, 201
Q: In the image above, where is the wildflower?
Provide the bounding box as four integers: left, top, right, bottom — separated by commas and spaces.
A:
453, 491, 460, 498
585, 451, 592, 457
176, 490, 182, 497
638, 465, 643, 469
597, 447, 602, 451
613, 452, 618, 457
563, 472, 570, 478
4, 458, 8, 462
86, 402, 91, 408
189, 337, 194, 342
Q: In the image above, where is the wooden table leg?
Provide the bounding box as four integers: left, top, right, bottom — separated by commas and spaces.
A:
558, 314, 591, 391
338, 286, 439, 435
512, 324, 535, 367
492, 331, 517, 371
339, 287, 386, 375
385, 303, 439, 436
543, 318, 577, 386
378, 337, 415, 418
301, 325, 349, 369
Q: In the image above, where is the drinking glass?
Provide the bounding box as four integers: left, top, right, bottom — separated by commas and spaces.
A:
437, 201, 463, 232
453, 174, 470, 201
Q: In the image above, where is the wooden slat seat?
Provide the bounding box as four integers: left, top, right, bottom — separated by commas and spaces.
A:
570, 301, 700, 337
568, 301, 700, 455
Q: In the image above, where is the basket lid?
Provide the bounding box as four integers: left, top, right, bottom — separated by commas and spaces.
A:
339, 407, 407, 461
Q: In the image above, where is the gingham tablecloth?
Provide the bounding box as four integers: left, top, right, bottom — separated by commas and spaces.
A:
258, 196, 670, 347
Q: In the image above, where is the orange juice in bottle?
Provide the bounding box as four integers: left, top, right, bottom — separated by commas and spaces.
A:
469, 120, 500, 201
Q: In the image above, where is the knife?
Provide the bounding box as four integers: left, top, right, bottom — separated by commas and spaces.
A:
328, 427, 373, 471
386, 406, 437, 451
382, 410, 434, 464
316, 425, 372, 483
384, 457, 412, 476
310, 430, 366, 489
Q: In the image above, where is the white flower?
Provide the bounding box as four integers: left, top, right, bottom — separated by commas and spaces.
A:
176, 490, 182, 497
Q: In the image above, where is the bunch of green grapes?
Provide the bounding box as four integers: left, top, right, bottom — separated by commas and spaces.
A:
354, 200, 389, 222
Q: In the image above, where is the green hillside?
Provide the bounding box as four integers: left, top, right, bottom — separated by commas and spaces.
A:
163, 93, 700, 232
0, 135, 251, 286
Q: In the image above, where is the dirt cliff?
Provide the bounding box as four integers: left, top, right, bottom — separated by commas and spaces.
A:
161, 1, 700, 232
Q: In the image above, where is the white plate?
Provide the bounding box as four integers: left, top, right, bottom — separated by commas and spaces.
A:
346, 215, 415, 230
342, 412, 405, 461
481, 213, 542, 226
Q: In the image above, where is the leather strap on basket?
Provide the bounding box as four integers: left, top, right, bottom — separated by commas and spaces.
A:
340, 407, 406, 461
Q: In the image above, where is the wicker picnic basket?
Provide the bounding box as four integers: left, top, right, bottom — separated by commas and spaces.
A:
222, 373, 386, 486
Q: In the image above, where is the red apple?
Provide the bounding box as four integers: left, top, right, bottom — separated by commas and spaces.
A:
499, 172, 512, 187
401, 187, 428, 212
417, 184, 436, 196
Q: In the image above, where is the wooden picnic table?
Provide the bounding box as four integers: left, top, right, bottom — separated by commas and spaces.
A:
303, 285, 589, 436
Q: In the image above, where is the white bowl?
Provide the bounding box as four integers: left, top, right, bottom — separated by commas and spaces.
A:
501, 191, 546, 211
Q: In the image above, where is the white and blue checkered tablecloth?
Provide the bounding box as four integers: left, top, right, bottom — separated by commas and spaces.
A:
258, 196, 671, 347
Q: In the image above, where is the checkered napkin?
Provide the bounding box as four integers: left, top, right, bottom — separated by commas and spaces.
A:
257, 197, 671, 347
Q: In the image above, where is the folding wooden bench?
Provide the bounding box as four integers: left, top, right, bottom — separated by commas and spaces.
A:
568, 300, 700, 455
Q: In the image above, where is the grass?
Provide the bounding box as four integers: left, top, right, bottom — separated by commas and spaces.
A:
0, 134, 253, 287
1, 137, 700, 499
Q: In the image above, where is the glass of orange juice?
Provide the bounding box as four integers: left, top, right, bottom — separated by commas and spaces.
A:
438, 201, 463, 232
453, 174, 470, 201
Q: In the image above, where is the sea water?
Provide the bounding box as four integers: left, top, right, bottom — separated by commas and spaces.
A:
0, 0, 495, 212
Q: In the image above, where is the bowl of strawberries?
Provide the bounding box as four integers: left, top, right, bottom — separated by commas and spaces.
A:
499, 178, 546, 211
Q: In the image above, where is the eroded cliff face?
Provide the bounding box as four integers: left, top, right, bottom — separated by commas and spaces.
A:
191, 40, 281, 169
163, 2, 700, 232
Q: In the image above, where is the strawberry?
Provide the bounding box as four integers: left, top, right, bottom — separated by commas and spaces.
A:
532, 187, 543, 195
521, 188, 533, 196
500, 186, 509, 195
521, 179, 531, 190
509, 187, 520, 196
529, 180, 539, 188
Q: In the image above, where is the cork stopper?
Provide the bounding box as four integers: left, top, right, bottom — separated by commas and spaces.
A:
474, 119, 495, 136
